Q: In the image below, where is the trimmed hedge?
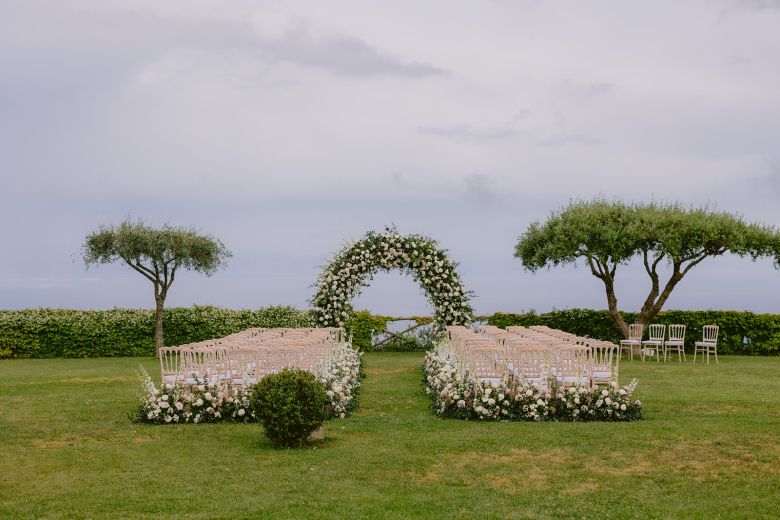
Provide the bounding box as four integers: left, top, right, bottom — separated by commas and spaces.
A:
487, 309, 780, 356
3, 306, 777, 358
0, 306, 312, 358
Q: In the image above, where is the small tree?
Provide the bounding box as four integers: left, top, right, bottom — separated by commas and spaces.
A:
83, 220, 231, 353
515, 200, 780, 338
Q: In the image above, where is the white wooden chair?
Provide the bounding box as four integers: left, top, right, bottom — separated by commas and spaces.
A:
693, 325, 719, 364
641, 324, 666, 362
553, 345, 591, 387
664, 324, 686, 362
506, 346, 550, 390
159, 347, 182, 385
620, 324, 644, 360
590, 342, 619, 386
470, 347, 504, 385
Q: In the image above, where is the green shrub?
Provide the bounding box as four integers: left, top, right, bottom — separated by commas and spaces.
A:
249, 369, 327, 448
487, 309, 780, 355
0, 306, 312, 358
373, 326, 435, 352
347, 310, 388, 351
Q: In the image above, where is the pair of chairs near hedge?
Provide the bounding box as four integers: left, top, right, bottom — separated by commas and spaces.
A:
619, 324, 720, 364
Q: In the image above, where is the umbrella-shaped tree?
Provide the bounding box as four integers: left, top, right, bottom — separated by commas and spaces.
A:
83, 220, 231, 353
515, 200, 780, 338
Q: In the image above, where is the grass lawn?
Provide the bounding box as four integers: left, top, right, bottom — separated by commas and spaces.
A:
1, 353, 779, 519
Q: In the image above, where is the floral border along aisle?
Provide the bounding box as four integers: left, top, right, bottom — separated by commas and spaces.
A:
423, 344, 642, 422
134, 343, 363, 424
312, 228, 473, 329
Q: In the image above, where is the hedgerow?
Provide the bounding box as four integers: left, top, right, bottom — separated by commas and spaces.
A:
0, 306, 312, 358
487, 309, 780, 355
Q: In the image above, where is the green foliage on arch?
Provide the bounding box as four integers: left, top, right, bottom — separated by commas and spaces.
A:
312, 229, 473, 328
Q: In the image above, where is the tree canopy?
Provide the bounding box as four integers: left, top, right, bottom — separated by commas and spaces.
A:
515, 200, 780, 337
83, 220, 230, 350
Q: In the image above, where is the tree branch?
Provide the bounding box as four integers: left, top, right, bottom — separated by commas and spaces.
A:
681, 251, 716, 277
586, 254, 605, 279
642, 249, 652, 277
119, 255, 157, 284
608, 261, 617, 280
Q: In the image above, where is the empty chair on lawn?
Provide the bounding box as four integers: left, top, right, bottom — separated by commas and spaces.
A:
664, 324, 686, 362
507, 346, 550, 390
693, 325, 719, 364
470, 347, 504, 385
641, 324, 666, 362
159, 347, 182, 385
619, 324, 644, 360
554, 345, 591, 387
590, 342, 619, 386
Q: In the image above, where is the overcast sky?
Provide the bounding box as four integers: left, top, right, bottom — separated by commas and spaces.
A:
1, 0, 779, 316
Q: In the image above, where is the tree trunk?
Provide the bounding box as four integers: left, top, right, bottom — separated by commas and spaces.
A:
154, 296, 165, 355
635, 271, 683, 331
604, 280, 629, 339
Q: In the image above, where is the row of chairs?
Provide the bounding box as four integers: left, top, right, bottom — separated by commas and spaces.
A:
445, 325, 618, 390
158, 327, 345, 387
620, 324, 720, 364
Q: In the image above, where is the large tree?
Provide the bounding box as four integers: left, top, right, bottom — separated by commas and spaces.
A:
83, 220, 231, 353
515, 200, 780, 338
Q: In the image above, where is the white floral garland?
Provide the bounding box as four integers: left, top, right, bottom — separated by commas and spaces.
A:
424, 343, 642, 422
312, 229, 473, 328
134, 344, 363, 424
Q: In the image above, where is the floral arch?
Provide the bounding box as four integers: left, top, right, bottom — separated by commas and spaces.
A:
312, 229, 474, 329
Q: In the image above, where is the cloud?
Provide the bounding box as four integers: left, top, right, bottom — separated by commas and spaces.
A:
559, 79, 616, 98
534, 133, 602, 147
462, 174, 498, 204
249, 14, 446, 77
418, 123, 516, 143
736, 0, 780, 10
1, 0, 780, 314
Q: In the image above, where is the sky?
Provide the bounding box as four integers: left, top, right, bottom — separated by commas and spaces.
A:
1, 0, 779, 316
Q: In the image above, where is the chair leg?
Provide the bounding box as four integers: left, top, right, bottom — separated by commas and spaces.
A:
714, 348, 718, 365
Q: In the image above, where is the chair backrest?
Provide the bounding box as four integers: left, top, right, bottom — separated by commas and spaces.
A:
648, 324, 665, 341
508, 346, 549, 381
702, 325, 719, 343
628, 324, 644, 341
470, 347, 504, 378
554, 345, 592, 379
591, 343, 617, 370
158, 347, 181, 377
668, 324, 686, 342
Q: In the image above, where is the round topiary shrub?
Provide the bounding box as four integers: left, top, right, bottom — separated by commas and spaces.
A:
249, 369, 327, 448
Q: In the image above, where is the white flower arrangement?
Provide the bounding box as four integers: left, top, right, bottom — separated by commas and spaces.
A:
134, 344, 364, 425
134, 367, 255, 424
423, 344, 642, 422
312, 228, 473, 329
315, 342, 364, 418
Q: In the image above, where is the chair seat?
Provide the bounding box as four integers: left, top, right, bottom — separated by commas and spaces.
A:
642, 340, 663, 346
479, 377, 501, 384
694, 341, 716, 347
558, 375, 589, 385
620, 340, 641, 345
665, 341, 684, 347
592, 370, 612, 378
